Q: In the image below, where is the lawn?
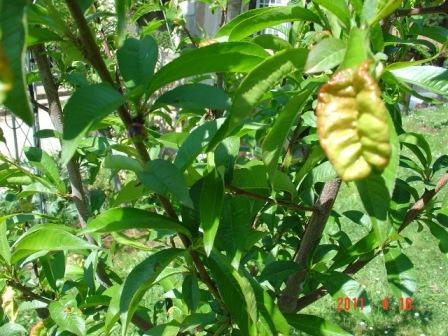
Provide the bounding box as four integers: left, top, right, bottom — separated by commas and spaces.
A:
300, 105, 448, 336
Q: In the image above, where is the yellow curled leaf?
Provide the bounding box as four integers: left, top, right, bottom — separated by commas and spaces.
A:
317, 61, 390, 181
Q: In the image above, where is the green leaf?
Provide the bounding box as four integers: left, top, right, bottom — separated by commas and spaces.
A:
24, 147, 66, 193
355, 174, 390, 244
216, 6, 320, 41
426, 221, 448, 258
384, 247, 416, 298
251, 34, 292, 51
409, 24, 448, 44
400, 132, 432, 170
84, 207, 191, 237
0, 219, 11, 265
62, 84, 125, 164
207, 251, 258, 336
0, 323, 27, 336
200, 169, 224, 256
182, 274, 200, 313
174, 119, 225, 171
152, 84, 230, 111
340, 28, 369, 69
259, 260, 302, 286
381, 114, 400, 196
103, 154, 143, 172
27, 26, 61, 46
11, 226, 95, 264
40, 251, 65, 291
0, 0, 33, 125
117, 36, 158, 91
104, 284, 122, 335
147, 42, 269, 95
144, 322, 180, 336
211, 48, 308, 146
115, 0, 130, 46
138, 159, 193, 208
321, 271, 371, 319
390, 66, 448, 97
305, 38, 346, 74
369, 0, 403, 27
49, 297, 86, 336
262, 90, 312, 178
313, 0, 351, 28
120, 248, 184, 335
286, 314, 352, 336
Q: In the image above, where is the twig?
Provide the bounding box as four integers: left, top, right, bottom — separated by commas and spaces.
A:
279, 179, 341, 313
228, 185, 314, 212
395, 1, 448, 17
293, 172, 448, 312
7, 280, 51, 304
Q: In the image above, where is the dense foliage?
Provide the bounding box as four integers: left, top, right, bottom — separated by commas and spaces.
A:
0, 0, 447, 335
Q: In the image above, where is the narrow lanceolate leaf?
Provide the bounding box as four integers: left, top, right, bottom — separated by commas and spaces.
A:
211, 48, 308, 148
321, 271, 372, 320
147, 42, 269, 95
84, 207, 191, 237
120, 248, 184, 335
381, 114, 400, 197
12, 226, 96, 264
390, 66, 448, 98
0, 0, 33, 125
216, 6, 320, 41
200, 169, 224, 256
305, 38, 346, 74
262, 90, 312, 179
384, 247, 416, 299
174, 119, 225, 172
137, 159, 193, 208
182, 274, 200, 313
369, 0, 403, 27
340, 28, 369, 70
0, 219, 11, 264
356, 174, 390, 244
286, 314, 352, 336
317, 61, 390, 181
117, 35, 158, 91
426, 221, 448, 258
62, 84, 125, 164
313, 0, 351, 28
24, 147, 66, 193
152, 84, 230, 111
115, 0, 131, 47
206, 251, 258, 336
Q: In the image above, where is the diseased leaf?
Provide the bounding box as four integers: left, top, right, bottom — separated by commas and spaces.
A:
0, 0, 33, 125
317, 61, 390, 181
49, 297, 85, 336
120, 248, 184, 335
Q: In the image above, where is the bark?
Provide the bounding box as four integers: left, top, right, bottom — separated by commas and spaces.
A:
279, 179, 341, 313
32, 44, 90, 229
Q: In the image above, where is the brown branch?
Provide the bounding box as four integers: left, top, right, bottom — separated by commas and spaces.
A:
7, 280, 51, 304
395, 1, 448, 17
279, 179, 341, 313
294, 172, 448, 312
64, 0, 222, 311
228, 185, 314, 212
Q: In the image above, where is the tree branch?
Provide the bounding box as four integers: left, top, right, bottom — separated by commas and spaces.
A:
294, 172, 448, 312
279, 179, 341, 313
64, 0, 222, 310
228, 185, 314, 212
395, 1, 448, 17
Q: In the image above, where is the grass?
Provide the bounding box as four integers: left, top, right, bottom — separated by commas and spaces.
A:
299, 105, 448, 336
